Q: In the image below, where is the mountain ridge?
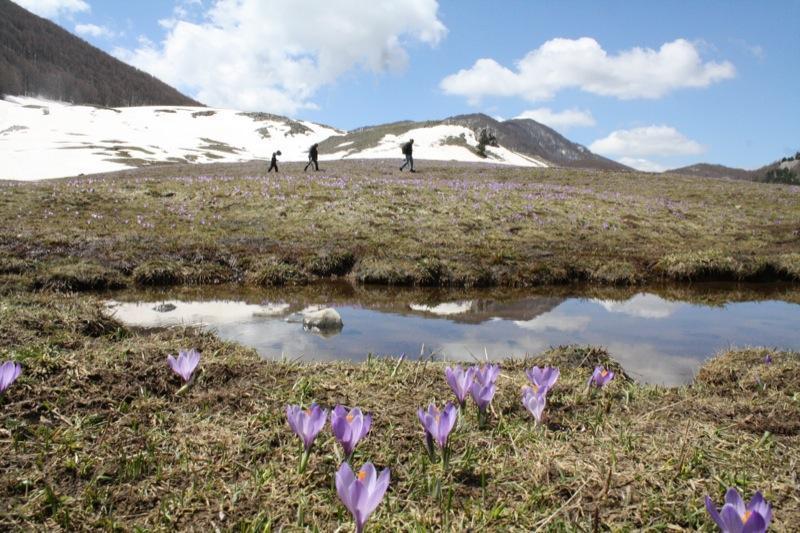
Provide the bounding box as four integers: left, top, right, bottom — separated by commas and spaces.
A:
0, 0, 200, 107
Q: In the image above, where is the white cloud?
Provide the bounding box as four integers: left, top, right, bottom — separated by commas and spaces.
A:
441, 37, 735, 104
617, 158, 667, 172
513, 313, 591, 332
516, 107, 596, 131
116, 0, 447, 114
74, 23, 114, 39
14, 0, 89, 18
589, 126, 705, 157
594, 294, 682, 319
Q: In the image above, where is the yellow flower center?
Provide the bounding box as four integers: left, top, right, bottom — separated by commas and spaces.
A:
532, 384, 539, 392
346, 414, 354, 423
435, 415, 440, 423
305, 408, 312, 415
357, 471, 367, 481
601, 370, 608, 377
742, 511, 752, 523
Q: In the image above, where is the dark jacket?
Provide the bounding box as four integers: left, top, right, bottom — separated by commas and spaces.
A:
401, 141, 413, 155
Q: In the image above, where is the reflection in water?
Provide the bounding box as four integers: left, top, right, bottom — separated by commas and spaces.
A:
106, 289, 800, 386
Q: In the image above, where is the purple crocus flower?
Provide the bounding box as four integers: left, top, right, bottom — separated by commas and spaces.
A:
474, 364, 501, 386
286, 403, 327, 452
287, 403, 327, 473
705, 487, 772, 533
525, 366, 560, 394
336, 462, 390, 533
0, 361, 22, 394
445, 365, 475, 406
588, 366, 615, 388
417, 402, 458, 451
470, 380, 496, 410
167, 349, 201, 383
521, 386, 547, 425
764, 355, 772, 365
331, 405, 372, 459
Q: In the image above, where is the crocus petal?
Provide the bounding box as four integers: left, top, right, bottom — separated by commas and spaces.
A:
359, 413, 372, 441
719, 504, 745, 533
747, 492, 772, 528
705, 496, 725, 530
0, 361, 22, 392
741, 512, 766, 533
725, 488, 746, 518
335, 462, 357, 516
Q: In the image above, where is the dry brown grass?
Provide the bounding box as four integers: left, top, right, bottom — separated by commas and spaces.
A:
0, 293, 798, 531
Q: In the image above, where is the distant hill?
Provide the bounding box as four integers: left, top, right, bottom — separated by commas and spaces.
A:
0, 0, 200, 107
667, 153, 799, 185
666, 163, 755, 180
319, 113, 630, 171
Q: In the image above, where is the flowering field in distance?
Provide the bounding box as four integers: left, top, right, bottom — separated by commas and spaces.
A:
0, 159, 798, 291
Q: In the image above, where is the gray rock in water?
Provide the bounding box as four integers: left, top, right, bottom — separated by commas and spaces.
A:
153, 303, 177, 313
302, 308, 343, 331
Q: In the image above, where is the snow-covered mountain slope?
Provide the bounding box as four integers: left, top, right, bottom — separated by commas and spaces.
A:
319, 114, 630, 171
0, 96, 341, 180
1, 97, 630, 181
323, 123, 549, 167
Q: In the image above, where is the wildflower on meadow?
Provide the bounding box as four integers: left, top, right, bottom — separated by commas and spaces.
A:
331, 405, 372, 461
705, 487, 771, 533
521, 386, 547, 425
764, 354, 772, 365
444, 365, 475, 407
0, 361, 22, 394
474, 364, 501, 386
167, 349, 201, 382
588, 366, 615, 388
417, 402, 458, 465
469, 379, 496, 429
525, 366, 560, 394
286, 403, 327, 473
336, 462, 390, 533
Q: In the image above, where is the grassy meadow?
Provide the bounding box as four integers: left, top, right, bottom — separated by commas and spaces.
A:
1, 161, 799, 530
0, 160, 799, 290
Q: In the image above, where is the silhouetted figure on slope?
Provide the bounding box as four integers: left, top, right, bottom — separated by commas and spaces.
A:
400, 139, 415, 172
304, 143, 319, 171
267, 150, 281, 172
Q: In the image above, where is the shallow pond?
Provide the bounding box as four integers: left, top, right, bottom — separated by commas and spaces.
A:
105, 283, 800, 386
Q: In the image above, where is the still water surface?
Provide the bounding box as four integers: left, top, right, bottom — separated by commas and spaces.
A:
106, 284, 800, 386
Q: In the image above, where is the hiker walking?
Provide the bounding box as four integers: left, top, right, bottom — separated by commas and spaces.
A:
399, 138, 415, 172
267, 150, 281, 172
304, 143, 319, 171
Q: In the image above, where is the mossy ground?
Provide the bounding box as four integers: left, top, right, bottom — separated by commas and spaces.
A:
1, 160, 799, 292
0, 294, 798, 531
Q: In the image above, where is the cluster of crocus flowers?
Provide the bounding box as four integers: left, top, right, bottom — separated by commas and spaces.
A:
521, 365, 560, 425
588, 365, 615, 389
418, 402, 458, 466
705, 487, 772, 532
286, 403, 327, 473
336, 462, 390, 533
167, 349, 201, 383
0, 361, 22, 394
331, 405, 372, 461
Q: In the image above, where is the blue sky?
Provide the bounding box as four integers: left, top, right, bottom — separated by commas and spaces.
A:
15, 0, 800, 170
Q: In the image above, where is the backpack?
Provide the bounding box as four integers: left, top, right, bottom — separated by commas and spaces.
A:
401, 142, 411, 155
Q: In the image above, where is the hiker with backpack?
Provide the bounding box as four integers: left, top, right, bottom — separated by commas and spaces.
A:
267, 150, 281, 172
304, 143, 319, 172
399, 138, 415, 172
